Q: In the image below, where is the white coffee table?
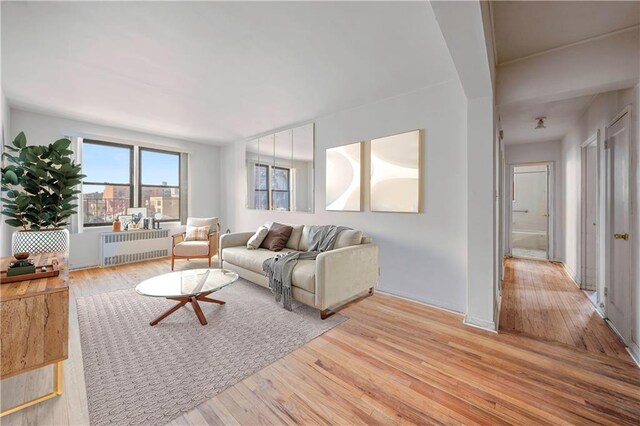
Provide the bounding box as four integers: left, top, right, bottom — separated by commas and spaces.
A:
135, 268, 239, 326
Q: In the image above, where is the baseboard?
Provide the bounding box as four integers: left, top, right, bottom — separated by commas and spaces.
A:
627, 341, 640, 367
556, 260, 581, 288
463, 314, 497, 333
375, 288, 464, 314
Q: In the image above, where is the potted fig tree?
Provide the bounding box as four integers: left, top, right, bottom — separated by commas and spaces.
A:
1, 132, 85, 254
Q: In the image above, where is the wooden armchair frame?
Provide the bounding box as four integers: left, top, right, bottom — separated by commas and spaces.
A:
171, 222, 221, 270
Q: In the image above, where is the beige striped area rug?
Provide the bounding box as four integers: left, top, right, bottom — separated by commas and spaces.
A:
77, 279, 346, 426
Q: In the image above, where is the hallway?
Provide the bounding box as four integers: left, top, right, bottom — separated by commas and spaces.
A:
499, 257, 631, 361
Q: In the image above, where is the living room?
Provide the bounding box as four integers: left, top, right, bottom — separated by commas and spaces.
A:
1, 1, 639, 425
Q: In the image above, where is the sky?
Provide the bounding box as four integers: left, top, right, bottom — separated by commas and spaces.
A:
82, 143, 179, 191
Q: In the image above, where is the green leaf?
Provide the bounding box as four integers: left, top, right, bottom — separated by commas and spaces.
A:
52, 138, 71, 151
5, 218, 25, 228
3, 170, 18, 185
12, 132, 27, 149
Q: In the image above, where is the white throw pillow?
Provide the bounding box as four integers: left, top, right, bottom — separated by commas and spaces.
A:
247, 225, 269, 249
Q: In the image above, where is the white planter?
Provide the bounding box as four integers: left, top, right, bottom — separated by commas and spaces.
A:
12, 229, 70, 255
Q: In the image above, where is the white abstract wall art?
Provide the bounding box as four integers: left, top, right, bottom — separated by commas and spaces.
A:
325, 142, 362, 211
370, 129, 422, 213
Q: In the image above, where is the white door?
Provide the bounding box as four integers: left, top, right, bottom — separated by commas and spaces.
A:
606, 110, 632, 342
582, 139, 598, 291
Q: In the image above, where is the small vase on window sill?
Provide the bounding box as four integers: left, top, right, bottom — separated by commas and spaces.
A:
112, 217, 122, 232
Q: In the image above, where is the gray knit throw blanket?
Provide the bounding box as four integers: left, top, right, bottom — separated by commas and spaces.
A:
262, 225, 349, 310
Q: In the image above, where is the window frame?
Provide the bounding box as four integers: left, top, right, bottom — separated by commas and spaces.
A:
81, 139, 134, 227
138, 147, 182, 223
271, 165, 291, 211
254, 163, 270, 210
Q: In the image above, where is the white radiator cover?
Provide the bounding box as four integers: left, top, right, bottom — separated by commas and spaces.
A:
100, 229, 170, 266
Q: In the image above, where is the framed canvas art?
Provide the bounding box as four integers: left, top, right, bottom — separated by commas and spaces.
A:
370, 129, 422, 213
326, 142, 362, 211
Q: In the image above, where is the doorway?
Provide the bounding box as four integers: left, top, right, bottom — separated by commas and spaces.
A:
509, 164, 550, 260
604, 107, 632, 343
581, 131, 599, 298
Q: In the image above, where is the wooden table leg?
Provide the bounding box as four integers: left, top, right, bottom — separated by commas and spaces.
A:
190, 297, 208, 325
150, 299, 188, 326
197, 294, 226, 305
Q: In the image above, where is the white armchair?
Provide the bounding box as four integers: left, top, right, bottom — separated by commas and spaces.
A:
171, 217, 220, 270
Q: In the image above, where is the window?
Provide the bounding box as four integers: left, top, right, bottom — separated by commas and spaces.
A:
82, 140, 133, 226
254, 164, 269, 209
252, 164, 290, 210
81, 140, 183, 226
139, 148, 181, 221
271, 166, 290, 211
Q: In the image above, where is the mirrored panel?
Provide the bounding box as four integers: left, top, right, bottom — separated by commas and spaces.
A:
246, 123, 314, 212
326, 142, 362, 211
370, 129, 422, 213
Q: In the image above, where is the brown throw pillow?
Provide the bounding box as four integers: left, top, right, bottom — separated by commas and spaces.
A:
261, 222, 293, 251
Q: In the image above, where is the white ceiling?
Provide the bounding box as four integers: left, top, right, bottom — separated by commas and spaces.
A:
500, 95, 595, 145
1, 1, 457, 145
492, 1, 640, 64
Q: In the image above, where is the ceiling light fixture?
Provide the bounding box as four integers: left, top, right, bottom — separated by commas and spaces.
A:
535, 117, 546, 129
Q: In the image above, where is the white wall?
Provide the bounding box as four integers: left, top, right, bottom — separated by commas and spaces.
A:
497, 28, 640, 108
561, 84, 640, 361
4, 108, 222, 268
222, 80, 470, 313
505, 140, 563, 259
1, 92, 11, 258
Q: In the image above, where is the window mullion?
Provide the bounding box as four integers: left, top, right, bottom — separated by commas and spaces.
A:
133, 146, 140, 208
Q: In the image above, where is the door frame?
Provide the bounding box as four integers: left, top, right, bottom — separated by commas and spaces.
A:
604, 105, 633, 341
505, 161, 554, 260
579, 130, 600, 294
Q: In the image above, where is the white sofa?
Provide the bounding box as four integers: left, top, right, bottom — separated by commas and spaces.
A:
220, 225, 379, 318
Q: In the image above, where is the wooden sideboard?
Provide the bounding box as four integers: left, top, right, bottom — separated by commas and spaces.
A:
0, 253, 69, 417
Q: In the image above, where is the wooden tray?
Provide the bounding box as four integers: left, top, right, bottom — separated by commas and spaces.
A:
1, 260, 60, 284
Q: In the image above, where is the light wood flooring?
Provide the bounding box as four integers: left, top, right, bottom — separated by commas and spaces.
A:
2, 257, 639, 425
499, 257, 630, 360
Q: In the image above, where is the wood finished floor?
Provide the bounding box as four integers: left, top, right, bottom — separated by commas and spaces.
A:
499, 257, 630, 360
2, 257, 639, 425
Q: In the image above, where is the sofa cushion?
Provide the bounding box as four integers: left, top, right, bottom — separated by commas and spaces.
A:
286, 224, 304, 250
173, 241, 209, 256
247, 225, 269, 249
223, 247, 282, 273
335, 229, 363, 249
291, 260, 315, 293
298, 226, 312, 252
261, 222, 293, 251
223, 247, 315, 293
300, 226, 362, 251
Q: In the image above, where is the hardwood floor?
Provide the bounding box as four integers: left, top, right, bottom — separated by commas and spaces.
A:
499, 257, 630, 360
2, 257, 639, 425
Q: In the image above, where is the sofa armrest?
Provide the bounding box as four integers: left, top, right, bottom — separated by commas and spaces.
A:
219, 232, 254, 260
315, 243, 379, 310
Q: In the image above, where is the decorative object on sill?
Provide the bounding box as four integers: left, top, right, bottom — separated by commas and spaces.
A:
125, 208, 146, 230
143, 218, 150, 229
326, 142, 363, 211
112, 217, 122, 232
154, 213, 162, 229
370, 129, 422, 213
118, 215, 131, 231
1, 132, 84, 255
